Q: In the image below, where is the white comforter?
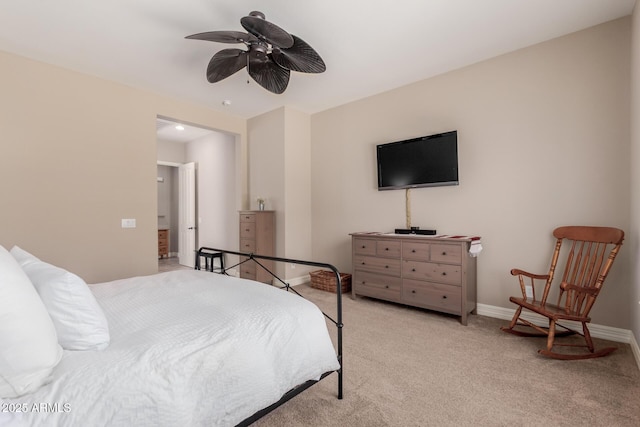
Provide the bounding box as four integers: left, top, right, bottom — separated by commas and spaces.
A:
3, 270, 340, 427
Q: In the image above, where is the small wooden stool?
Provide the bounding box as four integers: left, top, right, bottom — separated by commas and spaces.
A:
195, 250, 225, 273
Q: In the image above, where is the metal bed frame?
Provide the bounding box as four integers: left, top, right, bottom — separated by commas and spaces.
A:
195, 247, 344, 426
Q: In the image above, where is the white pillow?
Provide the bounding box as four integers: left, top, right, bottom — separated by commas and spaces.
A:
0, 245, 63, 398
10, 246, 110, 351
8, 244, 38, 266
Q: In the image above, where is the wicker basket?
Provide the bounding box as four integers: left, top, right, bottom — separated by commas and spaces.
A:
309, 270, 352, 293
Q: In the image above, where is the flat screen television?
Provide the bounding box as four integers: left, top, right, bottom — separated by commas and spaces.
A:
376, 130, 458, 190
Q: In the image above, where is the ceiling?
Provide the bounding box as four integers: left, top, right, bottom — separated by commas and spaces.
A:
156, 117, 216, 143
0, 1, 635, 119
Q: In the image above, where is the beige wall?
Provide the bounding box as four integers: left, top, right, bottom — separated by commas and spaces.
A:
246, 107, 313, 279
186, 132, 237, 252
0, 50, 246, 283
311, 18, 631, 328
157, 139, 186, 164
247, 108, 286, 277
283, 108, 313, 276
248, 108, 286, 214
631, 6, 640, 345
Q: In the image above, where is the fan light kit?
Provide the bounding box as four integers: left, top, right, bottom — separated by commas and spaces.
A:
186, 11, 326, 94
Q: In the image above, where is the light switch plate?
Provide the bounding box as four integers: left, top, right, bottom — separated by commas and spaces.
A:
121, 218, 136, 228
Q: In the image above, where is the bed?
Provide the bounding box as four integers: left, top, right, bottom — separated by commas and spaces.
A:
0, 246, 343, 427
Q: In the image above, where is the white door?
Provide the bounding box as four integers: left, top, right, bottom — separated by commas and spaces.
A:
178, 162, 196, 267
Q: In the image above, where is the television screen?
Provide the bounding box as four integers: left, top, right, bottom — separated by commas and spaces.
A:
377, 130, 458, 190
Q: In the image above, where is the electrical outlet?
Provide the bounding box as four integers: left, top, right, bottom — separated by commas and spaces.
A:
525, 285, 533, 299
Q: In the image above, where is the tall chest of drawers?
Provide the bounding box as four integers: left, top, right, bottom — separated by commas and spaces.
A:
158, 229, 169, 258
239, 211, 275, 283
351, 232, 478, 325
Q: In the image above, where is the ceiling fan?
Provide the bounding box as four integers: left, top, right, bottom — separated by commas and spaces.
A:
186, 11, 326, 94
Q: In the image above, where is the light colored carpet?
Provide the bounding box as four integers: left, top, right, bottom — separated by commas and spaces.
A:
254, 284, 640, 427
158, 256, 191, 273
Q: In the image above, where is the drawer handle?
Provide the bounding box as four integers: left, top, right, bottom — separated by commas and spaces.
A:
385, 285, 389, 289
411, 249, 416, 253
411, 268, 416, 272
362, 245, 366, 249
442, 252, 447, 256
442, 272, 447, 276
411, 290, 416, 294
361, 262, 366, 265
385, 265, 389, 269
442, 295, 448, 299
385, 247, 389, 251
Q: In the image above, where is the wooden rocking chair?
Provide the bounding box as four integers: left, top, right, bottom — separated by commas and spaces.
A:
501, 226, 624, 360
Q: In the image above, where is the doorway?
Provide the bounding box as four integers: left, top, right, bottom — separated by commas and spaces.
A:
157, 161, 196, 268
156, 117, 238, 271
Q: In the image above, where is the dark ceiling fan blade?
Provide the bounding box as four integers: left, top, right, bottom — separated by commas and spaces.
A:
247, 52, 290, 94
271, 35, 326, 73
241, 11, 294, 48
206, 49, 248, 83
186, 31, 256, 44
186, 10, 323, 93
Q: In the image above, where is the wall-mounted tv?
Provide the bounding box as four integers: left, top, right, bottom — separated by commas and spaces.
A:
376, 130, 458, 190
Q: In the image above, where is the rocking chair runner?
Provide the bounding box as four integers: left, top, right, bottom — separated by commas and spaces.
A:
501, 226, 624, 360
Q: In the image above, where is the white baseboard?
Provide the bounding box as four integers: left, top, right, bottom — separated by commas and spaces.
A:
478, 303, 640, 370
225, 268, 238, 277
283, 274, 311, 287
631, 333, 640, 370
225, 271, 307, 285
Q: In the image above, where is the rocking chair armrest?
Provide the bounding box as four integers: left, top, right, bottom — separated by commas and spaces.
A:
560, 282, 598, 295
510, 269, 549, 280
510, 269, 550, 300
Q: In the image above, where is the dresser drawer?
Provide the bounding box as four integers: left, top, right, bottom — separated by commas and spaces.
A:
353, 238, 377, 256
402, 279, 462, 315
353, 271, 401, 301
403, 242, 429, 260
240, 239, 255, 252
354, 255, 401, 276
158, 229, 169, 258
402, 261, 461, 285
240, 222, 256, 239
239, 257, 256, 279
430, 243, 462, 264
376, 240, 401, 258
240, 213, 256, 223
239, 211, 274, 284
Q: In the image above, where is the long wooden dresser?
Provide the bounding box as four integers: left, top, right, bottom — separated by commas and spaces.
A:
351, 232, 478, 325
